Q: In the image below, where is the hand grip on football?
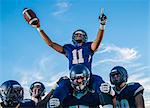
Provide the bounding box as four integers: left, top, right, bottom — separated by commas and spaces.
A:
23, 8, 40, 28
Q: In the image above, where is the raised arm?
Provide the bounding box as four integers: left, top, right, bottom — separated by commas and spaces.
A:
36, 25, 65, 54
91, 8, 107, 52
23, 8, 65, 54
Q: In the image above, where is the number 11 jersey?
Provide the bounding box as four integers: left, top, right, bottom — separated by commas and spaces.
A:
63, 42, 94, 71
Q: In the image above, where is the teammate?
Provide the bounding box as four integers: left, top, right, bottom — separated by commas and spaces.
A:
49, 64, 113, 108
0, 80, 35, 108
109, 66, 145, 108
30, 82, 46, 104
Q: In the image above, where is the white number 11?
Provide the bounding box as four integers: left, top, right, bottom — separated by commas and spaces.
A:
72, 49, 84, 64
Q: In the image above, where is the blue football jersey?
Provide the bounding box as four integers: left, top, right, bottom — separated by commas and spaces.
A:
62, 88, 113, 107
63, 42, 94, 71
53, 76, 113, 107
19, 99, 36, 108
114, 82, 144, 108
0, 99, 35, 108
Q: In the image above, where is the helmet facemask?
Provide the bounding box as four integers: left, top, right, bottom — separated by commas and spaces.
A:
110, 66, 128, 86
110, 71, 122, 86
72, 29, 88, 45
71, 75, 90, 92
30, 82, 45, 98
70, 64, 90, 92
0, 84, 23, 106
31, 85, 43, 98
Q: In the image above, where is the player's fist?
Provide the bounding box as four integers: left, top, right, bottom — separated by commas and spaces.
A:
100, 83, 115, 97
49, 98, 60, 108
99, 9, 107, 25
100, 83, 110, 93
23, 8, 40, 28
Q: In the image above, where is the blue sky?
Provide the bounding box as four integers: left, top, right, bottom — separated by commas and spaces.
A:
0, 0, 150, 107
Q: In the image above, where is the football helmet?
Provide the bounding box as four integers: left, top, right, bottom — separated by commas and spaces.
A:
0, 80, 24, 106
30, 81, 45, 98
109, 66, 128, 86
70, 64, 90, 92
72, 29, 88, 44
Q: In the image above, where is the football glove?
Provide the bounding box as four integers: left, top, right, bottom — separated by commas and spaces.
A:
100, 83, 115, 97
49, 98, 60, 108
99, 8, 107, 25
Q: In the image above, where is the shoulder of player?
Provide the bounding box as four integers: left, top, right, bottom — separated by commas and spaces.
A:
127, 82, 142, 87
20, 99, 35, 107
21, 99, 34, 103
84, 41, 93, 45
63, 44, 75, 50
127, 82, 144, 96
63, 43, 73, 47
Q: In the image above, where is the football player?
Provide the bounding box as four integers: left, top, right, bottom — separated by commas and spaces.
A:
30, 82, 46, 103
26, 8, 107, 104
0, 80, 35, 108
109, 66, 145, 108
34, 9, 106, 72
49, 64, 113, 108
29, 81, 59, 108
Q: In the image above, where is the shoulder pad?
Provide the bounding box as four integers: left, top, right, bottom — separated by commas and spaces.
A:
127, 82, 144, 96
20, 99, 35, 108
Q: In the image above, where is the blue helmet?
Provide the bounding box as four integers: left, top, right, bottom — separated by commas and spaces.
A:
0, 80, 24, 106
70, 64, 90, 92
72, 29, 88, 44
29, 81, 45, 98
109, 66, 128, 86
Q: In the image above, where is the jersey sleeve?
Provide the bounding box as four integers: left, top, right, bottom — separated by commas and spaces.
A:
63, 44, 73, 57
128, 82, 144, 97
85, 42, 94, 54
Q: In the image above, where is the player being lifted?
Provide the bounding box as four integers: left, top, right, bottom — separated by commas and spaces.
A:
24, 8, 108, 104
23, 8, 106, 71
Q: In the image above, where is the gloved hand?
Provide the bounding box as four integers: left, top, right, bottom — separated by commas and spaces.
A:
99, 8, 107, 25
49, 98, 60, 108
100, 83, 115, 97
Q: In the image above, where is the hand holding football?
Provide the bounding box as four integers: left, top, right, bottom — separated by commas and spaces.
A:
23, 8, 39, 27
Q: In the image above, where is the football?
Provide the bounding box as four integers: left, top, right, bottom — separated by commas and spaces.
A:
23, 8, 39, 27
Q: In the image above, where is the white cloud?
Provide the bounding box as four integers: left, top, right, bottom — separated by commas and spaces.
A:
53, 1, 71, 16
98, 44, 139, 61
93, 44, 139, 67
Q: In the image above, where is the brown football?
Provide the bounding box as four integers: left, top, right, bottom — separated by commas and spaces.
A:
23, 8, 39, 27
